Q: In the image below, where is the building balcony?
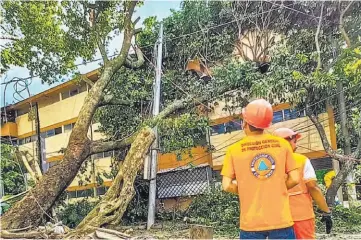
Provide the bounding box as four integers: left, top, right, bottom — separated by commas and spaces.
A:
1, 122, 18, 137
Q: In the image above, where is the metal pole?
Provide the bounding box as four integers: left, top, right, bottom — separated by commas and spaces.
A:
147, 22, 163, 229
34, 102, 43, 173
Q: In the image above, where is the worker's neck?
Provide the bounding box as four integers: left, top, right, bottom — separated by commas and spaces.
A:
246, 131, 264, 136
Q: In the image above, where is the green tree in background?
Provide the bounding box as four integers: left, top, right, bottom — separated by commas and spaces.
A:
0, 144, 26, 195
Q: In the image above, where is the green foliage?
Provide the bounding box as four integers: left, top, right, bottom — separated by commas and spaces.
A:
1, 0, 131, 83
58, 177, 149, 227
185, 187, 240, 237
0, 144, 26, 195
316, 205, 361, 233
315, 170, 329, 185
158, 114, 209, 154
58, 199, 98, 228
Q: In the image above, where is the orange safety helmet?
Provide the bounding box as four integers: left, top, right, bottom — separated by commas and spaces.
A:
273, 128, 302, 140
242, 99, 273, 129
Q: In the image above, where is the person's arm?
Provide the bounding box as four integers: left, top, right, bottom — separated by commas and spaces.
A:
307, 181, 330, 213
222, 177, 238, 194
221, 148, 238, 194
286, 169, 300, 189
302, 159, 331, 213
284, 143, 300, 189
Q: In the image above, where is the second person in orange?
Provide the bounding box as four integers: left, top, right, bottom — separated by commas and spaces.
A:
274, 128, 333, 239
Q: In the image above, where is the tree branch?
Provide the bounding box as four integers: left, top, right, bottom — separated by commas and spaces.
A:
124, 45, 145, 69
339, 0, 353, 47
98, 94, 132, 107
134, 28, 142, 35
306, 106, 360, 163
81, 74, 94, 87
315, 1, 324, 70
97, 38, 109, 63
352, 111, 361, 158
133, 16, 141, 26
90, 135, 136, 154
112, 0, 138, 72
91, 97, 189, 154
0, 36, 19, 41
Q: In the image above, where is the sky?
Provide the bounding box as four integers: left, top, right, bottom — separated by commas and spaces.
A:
0, 1, 182, 107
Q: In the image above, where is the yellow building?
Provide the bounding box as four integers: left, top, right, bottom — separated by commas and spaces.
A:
1, 70, 114, 199
0, 67, 337, 203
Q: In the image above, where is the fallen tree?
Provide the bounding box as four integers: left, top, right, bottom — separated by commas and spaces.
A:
66, 127, 155, 238
0, 0, 144, 229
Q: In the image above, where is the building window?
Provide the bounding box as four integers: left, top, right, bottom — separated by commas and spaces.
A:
18, 139, 25, 145
67, 191, 77, 199
25, 137, 32, 143
61, 91, 70, 100
103, 151, 113, 158
93, 152, 104, 160
225, 119, 242, 133
76, 189, 93, 198
273, 111, 283, 123
49, 161, 59, 168
284, 109, 305, 120
79, 83, 87, 93
17, 108, 29, 116
64, 123, 75, 133
96, 186, 108, 196
211, 123, 225, 135
54, 127, 62, 135
46, 129, 55, 137
69, 88, 79, 97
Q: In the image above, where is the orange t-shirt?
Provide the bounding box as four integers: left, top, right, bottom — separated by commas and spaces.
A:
289, 153, 316, 221
221, 134, 297, 231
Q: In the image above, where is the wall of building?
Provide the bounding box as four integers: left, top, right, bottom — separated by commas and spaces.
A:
208, 100, 335, 169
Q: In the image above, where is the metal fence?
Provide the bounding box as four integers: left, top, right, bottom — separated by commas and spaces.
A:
156, 165, 212, 199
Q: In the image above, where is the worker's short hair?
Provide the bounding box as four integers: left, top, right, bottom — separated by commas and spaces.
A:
248, 124, 264, 133
285, 135, 297, 141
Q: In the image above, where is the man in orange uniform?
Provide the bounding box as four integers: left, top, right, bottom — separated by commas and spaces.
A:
274, 128, 332, 239
221, 99, 300, 239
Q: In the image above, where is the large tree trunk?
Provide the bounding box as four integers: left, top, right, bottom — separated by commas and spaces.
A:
0, 12, 136, 229
66, 127, 155, 238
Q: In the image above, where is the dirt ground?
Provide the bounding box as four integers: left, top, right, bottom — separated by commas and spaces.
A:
114, 222, 361, 239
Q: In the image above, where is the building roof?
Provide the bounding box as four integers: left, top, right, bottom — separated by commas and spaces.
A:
3, 69, 99, 110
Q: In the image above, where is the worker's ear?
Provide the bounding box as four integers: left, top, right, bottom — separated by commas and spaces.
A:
243, 121, 247, 130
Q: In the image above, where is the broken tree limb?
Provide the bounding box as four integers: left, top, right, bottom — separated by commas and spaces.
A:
18, 151, 38, 183
0, 230, 47, 239
124, 45, 145, 69
189, 225, 213, 239
66, 127, 155, 238
0, 2, 139, 230
98, 94, 132, 107
90, 98, 188, 155
94, 228, 130, 238
306, 110, 360, 163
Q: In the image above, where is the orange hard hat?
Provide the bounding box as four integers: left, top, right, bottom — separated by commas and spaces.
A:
273, 128, 301, 140
242, 99, 273, 129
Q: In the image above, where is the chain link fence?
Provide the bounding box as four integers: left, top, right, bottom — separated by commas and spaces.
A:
157, 165, 212, 199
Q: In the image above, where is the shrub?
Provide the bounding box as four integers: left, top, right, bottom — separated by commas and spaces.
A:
316, 205, 361, 233
58, 199, 98, 228
58, 177, 149, 228
184, 186, 239, 237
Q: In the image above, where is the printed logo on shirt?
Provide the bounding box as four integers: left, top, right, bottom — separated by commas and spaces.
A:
250, 153, 276, 179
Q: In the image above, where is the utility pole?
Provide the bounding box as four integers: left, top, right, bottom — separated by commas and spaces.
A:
34, 102, 43, 173
147, 22, 163, 229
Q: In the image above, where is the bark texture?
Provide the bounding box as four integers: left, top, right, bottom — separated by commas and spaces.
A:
0, 1, 138, 229
66, 127, 155, 238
